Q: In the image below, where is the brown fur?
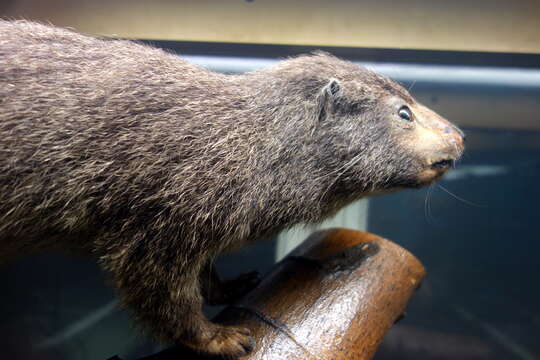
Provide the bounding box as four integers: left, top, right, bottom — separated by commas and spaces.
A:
0, 20, 464, 357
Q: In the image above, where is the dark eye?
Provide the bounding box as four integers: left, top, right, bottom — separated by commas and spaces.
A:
398, 106, 413, 121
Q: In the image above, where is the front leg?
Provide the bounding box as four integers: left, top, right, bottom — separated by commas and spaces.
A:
99, 231, 255, 357
201, 262, 261, 306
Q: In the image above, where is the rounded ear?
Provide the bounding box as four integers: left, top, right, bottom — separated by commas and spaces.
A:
323, 78, 341, 98
317, 79, 341, 122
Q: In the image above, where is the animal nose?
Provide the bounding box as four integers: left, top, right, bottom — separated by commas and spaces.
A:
453, 126, 466, 141
443, 124, 466, 147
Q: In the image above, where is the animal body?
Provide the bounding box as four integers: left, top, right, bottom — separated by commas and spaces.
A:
0, 20, 464, 357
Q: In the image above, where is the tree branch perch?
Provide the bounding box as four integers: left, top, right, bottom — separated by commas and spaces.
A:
120, 228, 425, 360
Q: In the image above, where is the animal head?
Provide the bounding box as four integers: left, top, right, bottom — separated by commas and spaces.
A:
260, 52, 465, 198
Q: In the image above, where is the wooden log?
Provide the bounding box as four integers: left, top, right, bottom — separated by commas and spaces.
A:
133, 228, 426, 360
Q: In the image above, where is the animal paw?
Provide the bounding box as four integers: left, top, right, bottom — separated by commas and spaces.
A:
204, 326, 256, 358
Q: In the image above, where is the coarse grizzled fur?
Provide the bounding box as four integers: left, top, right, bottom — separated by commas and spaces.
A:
0, 20, 464, 357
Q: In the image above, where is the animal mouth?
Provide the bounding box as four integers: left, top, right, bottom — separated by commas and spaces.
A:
430, 159, 454, 170
412, 158, 455, 187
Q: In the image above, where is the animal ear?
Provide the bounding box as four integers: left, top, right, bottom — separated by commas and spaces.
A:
323, 78, 341, 98
317, 79, 341, 121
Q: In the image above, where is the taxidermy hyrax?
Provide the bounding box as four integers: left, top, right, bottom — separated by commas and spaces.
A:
0, 20, 464, 357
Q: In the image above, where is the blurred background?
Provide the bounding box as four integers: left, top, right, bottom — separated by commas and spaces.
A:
1, 1, 539, 359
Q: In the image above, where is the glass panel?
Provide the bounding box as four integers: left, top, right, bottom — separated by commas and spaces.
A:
372, 127, 540, 359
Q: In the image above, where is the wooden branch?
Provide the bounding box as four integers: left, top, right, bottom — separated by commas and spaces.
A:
130, 228, 426, 360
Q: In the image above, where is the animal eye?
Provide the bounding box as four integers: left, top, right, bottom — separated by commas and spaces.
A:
398, 106, 413, 121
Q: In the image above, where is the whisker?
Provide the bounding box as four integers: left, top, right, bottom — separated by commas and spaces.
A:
424, 185, 433, 225
426, 184, 436, 225
437, 184, 485, 208
407, 80, 417, 93
428, 185, 435, 223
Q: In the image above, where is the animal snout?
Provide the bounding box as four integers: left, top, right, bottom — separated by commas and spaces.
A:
442, 123, 466, 148
426, 125, 465, 174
